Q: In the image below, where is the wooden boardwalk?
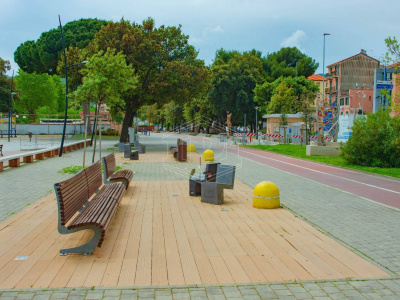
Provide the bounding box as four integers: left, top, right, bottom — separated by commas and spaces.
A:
0, 179, 388, 289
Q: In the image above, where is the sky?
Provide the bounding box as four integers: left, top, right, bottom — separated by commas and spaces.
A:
1, 0, 399, 75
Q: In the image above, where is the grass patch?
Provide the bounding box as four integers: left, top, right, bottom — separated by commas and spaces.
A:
59, 165, 122, 174
59, 165, 84, 174
244, 144, 400, 179
69, 134, 120, 140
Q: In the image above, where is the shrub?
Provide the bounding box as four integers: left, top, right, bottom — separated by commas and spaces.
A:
341, 109, 400, 167
96, 128, 119, 136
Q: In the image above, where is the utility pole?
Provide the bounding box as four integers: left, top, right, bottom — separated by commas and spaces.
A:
319, 33, 330, 146
242, 114, 246, 144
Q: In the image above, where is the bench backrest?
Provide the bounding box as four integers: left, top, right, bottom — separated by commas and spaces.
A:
54, 169, 89, 226
54, 161, 102, 226
216, 165, 235, 188
102, 153, 116, 180
84, 161, 103, 196
206, 163, 221, 182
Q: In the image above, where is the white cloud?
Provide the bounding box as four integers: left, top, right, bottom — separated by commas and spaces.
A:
190, 25, 224, 44
209, 25, 224, 33
281, 30, 307, 52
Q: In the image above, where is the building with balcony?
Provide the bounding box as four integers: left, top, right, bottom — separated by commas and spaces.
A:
325, 49, 379, 114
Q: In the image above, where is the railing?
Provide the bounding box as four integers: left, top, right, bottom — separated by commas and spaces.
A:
325, 86, 337, 93
19, 135, 71, 151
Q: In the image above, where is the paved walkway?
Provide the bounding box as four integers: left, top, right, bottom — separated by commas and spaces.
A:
1, 133, 400, 299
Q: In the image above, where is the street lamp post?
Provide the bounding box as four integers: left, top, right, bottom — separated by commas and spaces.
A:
255, 106, 259, 139
8, 70, 15, 142
58, 15, 88, 156
318, 33, 330, 146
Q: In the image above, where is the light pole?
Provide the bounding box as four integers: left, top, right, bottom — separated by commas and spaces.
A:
8, 70, 15, 142
318, 33, 330, 146
255, 106, 259, 138
8, 92, 17, 142
58, 14, 88, 156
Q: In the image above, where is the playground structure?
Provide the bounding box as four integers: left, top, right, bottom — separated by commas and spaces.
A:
0, 113, 17, 138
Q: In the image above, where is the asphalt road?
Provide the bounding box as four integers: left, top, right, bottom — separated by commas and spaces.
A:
230, 146, 400, 210
175, 133, 400, 210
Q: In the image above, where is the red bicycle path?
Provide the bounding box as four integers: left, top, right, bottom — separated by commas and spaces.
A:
174, 134, 400, 210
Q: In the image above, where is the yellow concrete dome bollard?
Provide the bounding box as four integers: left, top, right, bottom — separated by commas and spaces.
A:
203, 149, 214, 161
253, 181, 280, 209
187, 144, 195, 152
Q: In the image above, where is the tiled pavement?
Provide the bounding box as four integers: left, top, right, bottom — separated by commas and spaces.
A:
1, 134, 400, 299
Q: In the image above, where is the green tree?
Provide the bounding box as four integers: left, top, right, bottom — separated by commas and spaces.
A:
163, 101, 183, 130
73, 49, 137, 116
262, 47, 319, 82
209, 52, 264, 128
15, 71, 62, 121
269, 81, 294, 114
89, 18, 209, 142
384, 36, 400, 114
183, 97, 214, 132
385, 36, 400, 60
57, 46, 92, 133
254, 76, 318, 114
0, 58, 19, 113
341, 109, 400, 167
14, 19, 108, 75
50, 75, 66, 113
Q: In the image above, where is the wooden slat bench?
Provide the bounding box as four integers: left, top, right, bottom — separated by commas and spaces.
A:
54, 160, 125, 255
0, 144, 3, 156
102, 153, 134, 189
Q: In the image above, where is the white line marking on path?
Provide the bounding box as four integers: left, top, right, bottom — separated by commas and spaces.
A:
238, 148, 400, 196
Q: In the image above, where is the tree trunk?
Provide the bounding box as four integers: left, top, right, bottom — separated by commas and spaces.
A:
82, 103, 92, 135
120, 100, 135, 143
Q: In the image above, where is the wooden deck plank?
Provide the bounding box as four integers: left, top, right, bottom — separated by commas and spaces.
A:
151, 181, 168, 286
17, 231, 88, 288
101, 190, 132, 287
188, 237, 218, 284
160, 181, 185, 285
168, 180, 201, 284
236, 255, 267, 282
0, 178, 389, 289
118, 182, 145, 286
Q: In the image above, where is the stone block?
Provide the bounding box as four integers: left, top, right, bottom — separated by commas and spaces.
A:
306, 145, 341, 156
23, 155, 34, 163
9, 158, 20, 167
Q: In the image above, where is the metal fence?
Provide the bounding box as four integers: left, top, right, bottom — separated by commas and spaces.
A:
19, 135, 71, 151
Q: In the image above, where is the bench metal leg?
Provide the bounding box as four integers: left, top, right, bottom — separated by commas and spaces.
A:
59, 225, 102, 256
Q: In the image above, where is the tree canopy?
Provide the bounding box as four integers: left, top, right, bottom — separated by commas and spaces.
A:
73, 48, 137, 118
262, 47, 319, 82
208, 51, 264, 125
14, 18, 108, 75
254, 76, 318, 114
0, 58, 18, 113
88, 18, 210, 142
15, 70, 65, 120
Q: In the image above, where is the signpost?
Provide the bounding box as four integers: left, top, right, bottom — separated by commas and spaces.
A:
376, 80, 393, 89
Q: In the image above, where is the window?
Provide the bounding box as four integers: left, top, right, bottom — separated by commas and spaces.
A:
345, 97, 349, 105
369, 96, 371, 101
340, 98, 344, 106
346, 111, 349, 115
341, 112, 343, 115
